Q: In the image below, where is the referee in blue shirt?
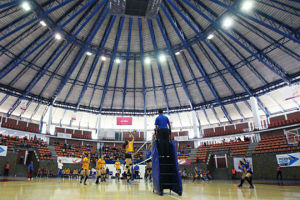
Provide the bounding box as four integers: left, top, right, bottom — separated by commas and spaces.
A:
155, 109, 171, 157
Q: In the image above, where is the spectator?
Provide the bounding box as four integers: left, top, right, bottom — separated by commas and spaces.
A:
277, 165, 282, 180
232, 168, 236, 180
4, 162, 10, 176
28, 161, 34, 181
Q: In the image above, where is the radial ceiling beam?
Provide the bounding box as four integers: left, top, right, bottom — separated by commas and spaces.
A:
5, 1, 106, 116
150, 63, 158, 108
133, 57, 137, 112
214, 31, 267, 84
236, 18, 300, 62
99, 16, 124, 113
0, 1, 21, 9
166, 61, 182, 107
122, 18, 133, 115
52, 3, 110, 104
77, 5, 118, 110
209, 0, 300, 43
6, 39, 56, 117
162, 2, 232, 123
156, 13, 194, 110
0, 0, 98, 80
0, 0, 74, 42
147, 19, 170, 113
110, 63, 121, 109
256, 0, 300, 17
212, 107, 221, 126
64, 56, 89, 103
138, 18, 147, 114
181, 0, 291, 85
88, 61, 104, 107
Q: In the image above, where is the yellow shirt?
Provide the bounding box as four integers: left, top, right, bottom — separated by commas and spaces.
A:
73, 169, 78, 174
115, 161, 121, 170
126, 140, 134, 153
82, 157, 90, 170
100, 160, 106, 169
66, 169, 70, 174
96, 158, 102, 170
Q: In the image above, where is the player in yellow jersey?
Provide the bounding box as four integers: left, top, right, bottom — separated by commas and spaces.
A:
100, 155, 106, 182
123, 133, 134, 183
80, 153, 90, 185
114, 158, 121, 181
95, 156, 102, 184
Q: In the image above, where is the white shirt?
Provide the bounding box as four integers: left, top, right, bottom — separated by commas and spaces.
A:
58, 162, 63, 170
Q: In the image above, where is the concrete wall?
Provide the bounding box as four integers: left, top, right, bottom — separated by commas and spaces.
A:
0, 151, 17, 176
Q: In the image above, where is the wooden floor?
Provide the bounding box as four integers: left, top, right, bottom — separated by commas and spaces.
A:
1, 178, 300, 200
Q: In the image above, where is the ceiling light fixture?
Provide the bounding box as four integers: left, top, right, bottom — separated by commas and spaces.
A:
55, 33, 62, 40
175, 51, 180, 55
86, 52, 92, 56
207, 34, 214, 40
21, 2, 31, 11
144, 57, 151, 64
159, 54, 166, 62
222, 16, 234, 29
101, 56, 106, 61
241, 0, 254, 12
115, 58, 121, 64
40, 20, 47, 27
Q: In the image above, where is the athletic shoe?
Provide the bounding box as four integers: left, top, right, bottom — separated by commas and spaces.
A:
238, 184, 242, 188
250, 185, 254, 189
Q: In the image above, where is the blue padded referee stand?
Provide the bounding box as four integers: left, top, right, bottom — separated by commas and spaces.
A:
152, 140, 182, 196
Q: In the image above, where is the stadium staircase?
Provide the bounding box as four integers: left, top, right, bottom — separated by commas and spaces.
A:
48, 145, 58, 161
246, 142, 259, 156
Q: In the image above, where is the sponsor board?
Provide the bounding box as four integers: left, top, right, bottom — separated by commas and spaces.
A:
178, 159, 191, 165
174, 136, 189, 141
57, 157, 82, 164
116, 117, 132, 125
57, 133, 72, 139
276, 152, 300, 167
0, 145, 7, 157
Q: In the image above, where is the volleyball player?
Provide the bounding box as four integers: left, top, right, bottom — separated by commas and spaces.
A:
57, 160, 63, 179
100, 155, 106, 182
80, 153, 90, 185
114, 158, 121, 181
192, 167, 201, 182
145, 143, 152, 182
238, 160, 254, 189
96, 156, 102, 184
123, 133, 134, 183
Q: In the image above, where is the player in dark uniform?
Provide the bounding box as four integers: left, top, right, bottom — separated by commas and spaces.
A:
238, 160, 254, 189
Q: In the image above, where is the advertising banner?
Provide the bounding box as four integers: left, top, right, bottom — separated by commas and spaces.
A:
276, 152, 300, 167
57, 133, 72, 139
0, 145, 7, 157
57, 157, 82, 164
116, 117, 132, 125
233, 157, 253, 172
178, 159, 191, 165
174, 136, 189, 141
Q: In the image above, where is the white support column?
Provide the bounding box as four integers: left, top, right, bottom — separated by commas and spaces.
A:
46, 105, 53, 134
192, 111, 199, 138
96, 114, 102, 139
144, 115, 147, 140
250, 97, 262, 130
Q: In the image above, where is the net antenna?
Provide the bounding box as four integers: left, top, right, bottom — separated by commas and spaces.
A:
285, 128, 300, 145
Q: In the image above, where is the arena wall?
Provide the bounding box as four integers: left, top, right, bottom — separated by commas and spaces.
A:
0, 151, 17, 176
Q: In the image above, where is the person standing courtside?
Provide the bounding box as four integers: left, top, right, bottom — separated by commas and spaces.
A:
155, 109, 171, 157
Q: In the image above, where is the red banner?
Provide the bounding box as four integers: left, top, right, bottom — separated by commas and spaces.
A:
116, 117, 132, 125
178, 159, 191, 165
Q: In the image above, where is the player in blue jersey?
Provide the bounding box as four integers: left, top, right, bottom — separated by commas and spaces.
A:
145, 142, 152, 182
238, 160, 254, 189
